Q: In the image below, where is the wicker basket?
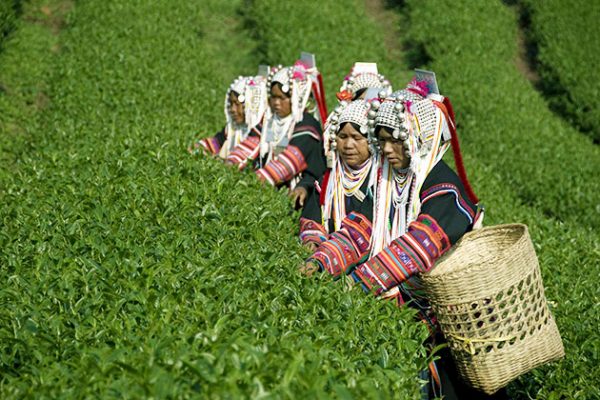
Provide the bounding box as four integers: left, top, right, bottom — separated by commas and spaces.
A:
422, 224, 564, 394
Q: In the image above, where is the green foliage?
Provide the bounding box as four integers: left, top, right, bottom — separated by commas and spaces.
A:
406, 1, 600, 398
2, 0, 599, 398
405, 0, 600, 232
520, 0, 600, 142
245, 0, 414, 111
0, 0, 430, 398
0, 1, 60, 181
0, 1, 17, 44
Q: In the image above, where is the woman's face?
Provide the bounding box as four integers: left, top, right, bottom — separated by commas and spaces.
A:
336, 123, 371, 168
377, 127, 410, 170
228, 92, 245, 125
269, 83, 292, 118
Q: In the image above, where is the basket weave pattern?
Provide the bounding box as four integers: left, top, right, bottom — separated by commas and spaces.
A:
423, 224, 564, 394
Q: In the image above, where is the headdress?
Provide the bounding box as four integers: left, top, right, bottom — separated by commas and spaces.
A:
260, 57, 326, 162
223, 75, 268, 156
267, 60, 318, 123
337, 62, 392, 101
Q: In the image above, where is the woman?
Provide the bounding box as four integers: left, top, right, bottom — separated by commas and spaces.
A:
295, 63, 392, 210
252, 61, 328, 198
305, 80, 503, 399
298, 98, 379, 252
189, 74, 268, 160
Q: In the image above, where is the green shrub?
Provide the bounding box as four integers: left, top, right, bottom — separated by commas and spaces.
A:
520, 0, 600, 142
245, 0, 414, 111
0, 0, 430, 398
405, 0, 600, 232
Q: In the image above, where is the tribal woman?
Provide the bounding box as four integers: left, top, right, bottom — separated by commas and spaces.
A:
189, 74, 267, 160
294, 63, 392, 211
252, 61, 328, 194
298, 99, 379, 251
303, 80, 506, 398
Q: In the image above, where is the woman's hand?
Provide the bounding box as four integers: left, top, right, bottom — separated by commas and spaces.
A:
299, 261, 319, 276
304, 242, 318, 252
290, 186, 308, 208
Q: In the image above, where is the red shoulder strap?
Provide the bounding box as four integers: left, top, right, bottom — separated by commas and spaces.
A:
319, 169, 332, 206
439, 97, 479, 204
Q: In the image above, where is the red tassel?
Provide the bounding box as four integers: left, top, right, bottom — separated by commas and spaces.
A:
317, 73, 328, 117
442, 97, 479, 204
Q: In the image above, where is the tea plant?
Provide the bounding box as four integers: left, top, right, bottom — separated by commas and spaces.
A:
520, 0, 600, 142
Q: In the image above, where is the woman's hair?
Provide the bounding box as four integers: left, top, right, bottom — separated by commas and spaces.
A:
353, 88, 367, 100
339, 122, 364, 136
374, 125, 386, 137
270, 81, 291, 98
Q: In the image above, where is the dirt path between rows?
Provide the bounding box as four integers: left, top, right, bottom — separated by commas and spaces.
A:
363, 0, 404, 65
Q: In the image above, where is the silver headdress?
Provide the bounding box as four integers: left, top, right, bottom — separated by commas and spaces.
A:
222, 74, 268, 156
266, 61, 317, 123
338, 62, 392, 100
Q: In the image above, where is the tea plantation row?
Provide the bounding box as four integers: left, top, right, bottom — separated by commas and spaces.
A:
406, 1, 600, 232
0, 0, 21, 51
0, 0, 429, 398
519, 0, 600, 142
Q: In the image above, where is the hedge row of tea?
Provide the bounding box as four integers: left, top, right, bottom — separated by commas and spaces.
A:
0, 0, 430, 398
0, 0, 61, 181
406, 1, 600, 398
245, 0, 413, 111
407, 1, 600, 232
520, 0, 600, 142
0, 0, 21, 51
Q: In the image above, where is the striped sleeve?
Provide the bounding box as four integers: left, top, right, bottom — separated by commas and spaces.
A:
307, 212, 372, 277
354, 214, 451, 295
192, 136, 221, 155
299, 217, 328, 246
226, 136, 260, 170
255, 145, 308, 186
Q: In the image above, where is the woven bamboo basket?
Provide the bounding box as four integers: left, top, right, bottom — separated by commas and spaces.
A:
422, 224, 564, 394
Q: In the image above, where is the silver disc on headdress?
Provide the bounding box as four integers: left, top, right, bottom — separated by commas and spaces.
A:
271, 67, 291, 90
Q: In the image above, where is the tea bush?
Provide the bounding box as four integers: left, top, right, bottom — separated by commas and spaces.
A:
0, 0, 429, 398
405, 0, 600, 232
520, 0, 600, 142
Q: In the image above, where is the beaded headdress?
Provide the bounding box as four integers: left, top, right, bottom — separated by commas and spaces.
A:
223, 75, 268, 153
267, 60, 317, 123
224, 75, 268, 128
337, 62, 392, 101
